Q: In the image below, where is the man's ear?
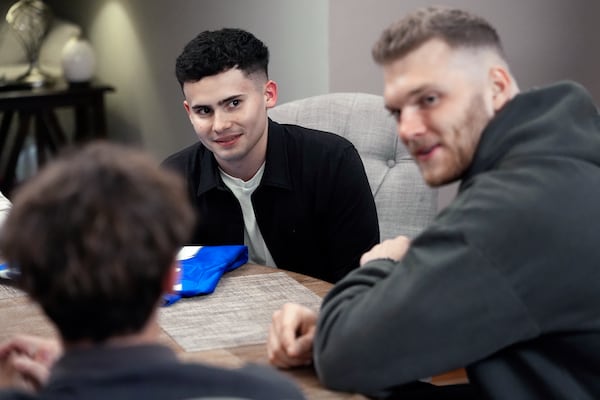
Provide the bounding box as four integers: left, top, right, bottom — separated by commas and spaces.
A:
489, 66, 514, 112
162, 260, 180, 294
264, 80, 278, 109
183, 100, 192, 117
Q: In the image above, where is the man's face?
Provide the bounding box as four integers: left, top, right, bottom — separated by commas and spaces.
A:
183, 68, 277, 178
382, 39, 495, 187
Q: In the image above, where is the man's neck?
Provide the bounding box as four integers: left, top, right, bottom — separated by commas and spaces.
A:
220, 159, 266, 182
219, 162, 261, 182
62, 314, 161, 351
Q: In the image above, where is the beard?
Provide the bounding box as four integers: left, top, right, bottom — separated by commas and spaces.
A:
409, 92, 492, 187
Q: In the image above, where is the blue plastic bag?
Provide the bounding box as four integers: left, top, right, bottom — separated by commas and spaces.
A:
163, 245, 248, 306
0, 263, 17, 280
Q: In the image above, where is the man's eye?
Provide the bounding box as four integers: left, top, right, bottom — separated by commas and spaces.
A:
196, 106, 212, 115
388, 109, 401, 120
229, 99, 241, 107
421, 94, 439, 107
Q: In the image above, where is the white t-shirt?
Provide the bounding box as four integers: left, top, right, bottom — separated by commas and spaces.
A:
219, 164, 277, 268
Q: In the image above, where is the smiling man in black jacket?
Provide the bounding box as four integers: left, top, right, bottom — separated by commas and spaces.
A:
163, 28, 379, 283
268, 6, 600, 399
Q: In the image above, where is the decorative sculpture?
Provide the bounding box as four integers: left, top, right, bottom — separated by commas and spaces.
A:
5, 0, 53, 87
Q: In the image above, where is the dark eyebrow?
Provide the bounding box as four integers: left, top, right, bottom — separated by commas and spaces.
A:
190, 94, 244, 112
191, 104, 211, 112
217, 94, 243, 106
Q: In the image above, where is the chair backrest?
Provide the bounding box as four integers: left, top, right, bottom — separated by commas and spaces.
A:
269, 92, 437, 240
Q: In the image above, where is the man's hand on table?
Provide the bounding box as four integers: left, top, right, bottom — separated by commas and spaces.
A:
268, 303, 317, 369
0, 335, 62, 392
267, 236, 411, 369
360, 235, 411, 266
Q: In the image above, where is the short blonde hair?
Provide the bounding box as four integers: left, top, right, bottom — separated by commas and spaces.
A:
372, 6, 505, 64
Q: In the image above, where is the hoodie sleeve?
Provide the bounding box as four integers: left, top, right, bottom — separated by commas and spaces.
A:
313, 225, 538, 397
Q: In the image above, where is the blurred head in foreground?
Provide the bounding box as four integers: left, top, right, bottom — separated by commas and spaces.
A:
0, 141, 194, 345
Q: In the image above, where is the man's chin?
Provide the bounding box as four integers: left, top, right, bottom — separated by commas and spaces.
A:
213, 147, 242, 160
422, 170, 459, 188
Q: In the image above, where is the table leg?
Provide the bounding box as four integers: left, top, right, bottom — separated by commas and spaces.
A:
0, 111, 14, 155
0, 111, 15, 191
74, 104, 89, 141
3, 112, 33, 194
91, 94, 108, 138
42, 110, 68, 151
34, 113, 49, 167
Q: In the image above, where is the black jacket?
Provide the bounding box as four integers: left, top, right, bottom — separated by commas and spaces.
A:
314, 82, 600, 399
163, 118, 379, 283
0, 344, 304, 400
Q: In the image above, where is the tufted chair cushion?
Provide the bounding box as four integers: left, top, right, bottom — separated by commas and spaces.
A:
269, 92, 437, 240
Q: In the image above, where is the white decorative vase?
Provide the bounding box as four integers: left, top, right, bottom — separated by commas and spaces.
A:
61, 36, 96, 83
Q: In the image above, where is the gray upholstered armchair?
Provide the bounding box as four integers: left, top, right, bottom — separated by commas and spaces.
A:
269, 92, 437, 240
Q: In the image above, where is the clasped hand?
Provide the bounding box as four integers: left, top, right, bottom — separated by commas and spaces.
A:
267, 235, 411, 369
0, 335, 62, 392
267, 303, 317, 368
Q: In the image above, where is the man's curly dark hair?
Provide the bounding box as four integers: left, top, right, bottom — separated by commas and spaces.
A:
175, 28, 269, 87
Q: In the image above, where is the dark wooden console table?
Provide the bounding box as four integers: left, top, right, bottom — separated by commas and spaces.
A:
0, 82, 114, 196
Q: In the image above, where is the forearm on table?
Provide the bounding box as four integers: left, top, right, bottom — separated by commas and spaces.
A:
313, 252, 534, 395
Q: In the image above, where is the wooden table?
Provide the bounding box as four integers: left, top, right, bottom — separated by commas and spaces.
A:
0, 82, 114, 195
0, 264, 466, 399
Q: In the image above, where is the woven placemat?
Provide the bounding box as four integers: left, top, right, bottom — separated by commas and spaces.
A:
0, 281, 25, 300
159, 272, 322, 352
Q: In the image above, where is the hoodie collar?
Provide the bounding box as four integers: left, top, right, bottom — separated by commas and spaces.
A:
462, 81, 600, 184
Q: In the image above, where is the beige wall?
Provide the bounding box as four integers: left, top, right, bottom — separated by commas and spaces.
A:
4, 0, 599, 207
329, 0, 600, 207
329, 0, 600, 101
40, 0, 329, 159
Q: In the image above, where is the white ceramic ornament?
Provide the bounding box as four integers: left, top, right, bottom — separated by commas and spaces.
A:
61, 36, 96, 83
